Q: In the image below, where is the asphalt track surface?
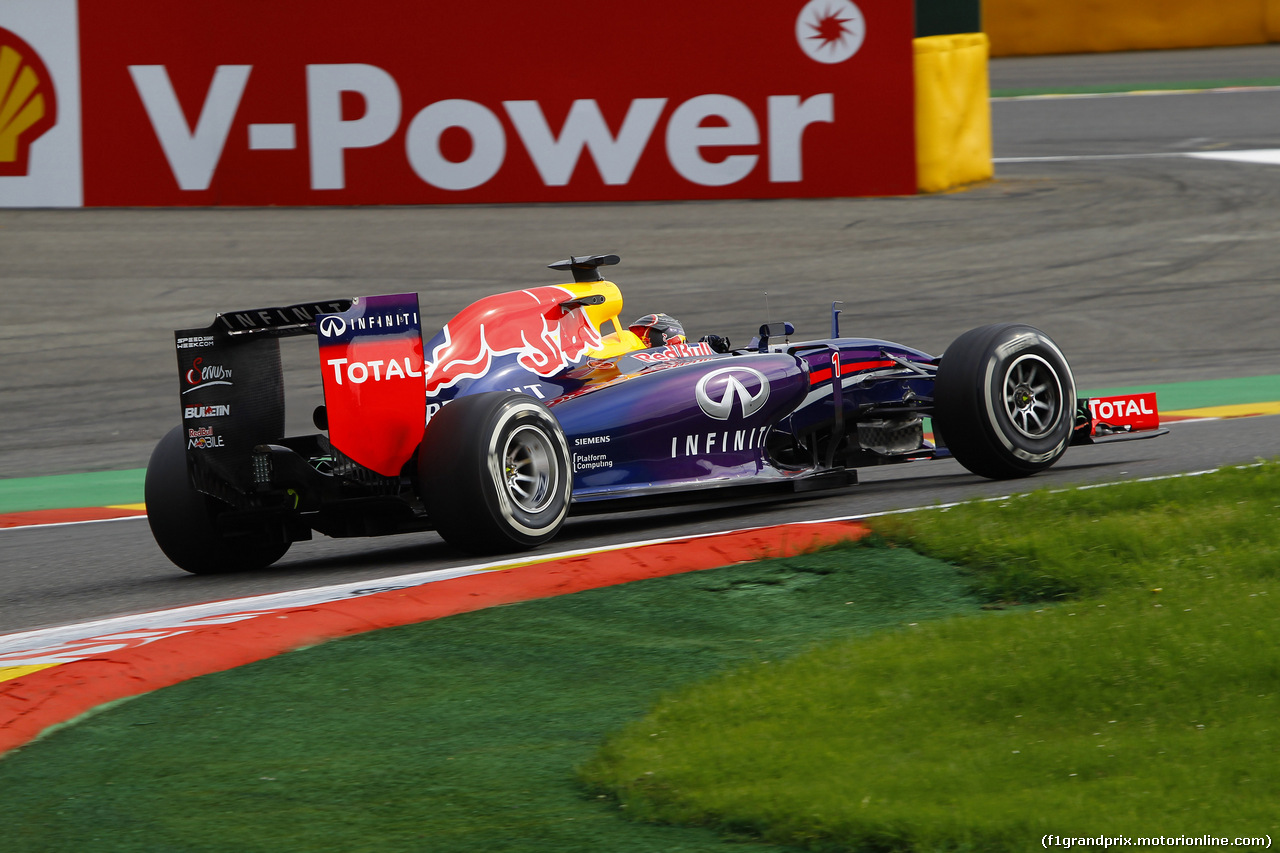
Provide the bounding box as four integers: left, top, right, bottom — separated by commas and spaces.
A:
3, 46, 1279, 635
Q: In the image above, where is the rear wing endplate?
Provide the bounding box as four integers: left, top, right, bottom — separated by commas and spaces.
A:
173, 298, 354, 492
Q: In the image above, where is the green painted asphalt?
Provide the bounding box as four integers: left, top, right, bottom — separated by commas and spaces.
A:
1084, 373, 1280, 411
0, 469, 147, 514
2, 374, 1277, 515
991, 77, 1280, 99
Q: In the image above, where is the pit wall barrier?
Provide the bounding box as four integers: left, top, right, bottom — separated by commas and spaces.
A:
986, 0, 1280, 56
914, 33, 992, 193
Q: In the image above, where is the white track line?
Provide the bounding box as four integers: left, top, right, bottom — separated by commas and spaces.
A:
996, 150, 1280, 165
0, 514, 149, 532
993, 85, 1280, 102
0, 520, 850, 655
799, 464, 1251, 527
4, 463, 1268, 659
996, 153, 1185, 163
2, 415, 1243, 535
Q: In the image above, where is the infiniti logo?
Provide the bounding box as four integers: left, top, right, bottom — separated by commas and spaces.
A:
318, 315, 346, 337
695, 367, 770, 420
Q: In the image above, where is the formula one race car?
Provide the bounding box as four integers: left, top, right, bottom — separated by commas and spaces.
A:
147, 254, 1166, 573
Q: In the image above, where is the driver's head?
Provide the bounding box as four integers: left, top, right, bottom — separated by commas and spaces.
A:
628, 313, 686, 348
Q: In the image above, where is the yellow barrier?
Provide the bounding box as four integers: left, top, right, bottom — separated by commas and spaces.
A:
987, 0, 1280, 56
914, 33, 993, 193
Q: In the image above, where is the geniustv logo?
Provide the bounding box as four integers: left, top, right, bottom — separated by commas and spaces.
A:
0, 27, 57, 177
795, 0, 866, 64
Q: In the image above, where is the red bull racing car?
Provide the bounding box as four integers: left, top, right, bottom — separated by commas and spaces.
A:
148, 254, 1166, 573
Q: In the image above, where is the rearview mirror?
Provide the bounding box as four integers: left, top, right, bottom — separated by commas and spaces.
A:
756, 322, 795, 352
759, 322, 794, 338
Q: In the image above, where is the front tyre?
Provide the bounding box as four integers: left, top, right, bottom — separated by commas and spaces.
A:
419, 392, 572, 553
934, 324, 1076, 480
145, 426, 290, 574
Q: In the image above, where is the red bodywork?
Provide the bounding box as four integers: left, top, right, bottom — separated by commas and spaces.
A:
1088, 392, 1160, 435
318, 295, 425, 477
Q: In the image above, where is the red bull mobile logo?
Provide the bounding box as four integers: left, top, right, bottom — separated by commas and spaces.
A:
0, 27, 57, 177
424, 286, 604, 394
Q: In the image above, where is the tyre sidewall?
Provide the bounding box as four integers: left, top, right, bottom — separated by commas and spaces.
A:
480, 399, 572, 543
420, 392, 572, 551
978, 328, 1075, 467
935, 324, 1076, 479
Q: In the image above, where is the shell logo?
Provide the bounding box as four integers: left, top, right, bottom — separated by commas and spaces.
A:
0, 27, 58, 177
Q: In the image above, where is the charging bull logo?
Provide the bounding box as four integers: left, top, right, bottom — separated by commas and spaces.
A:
424, 286, 604, 394
0, 28, 57, 177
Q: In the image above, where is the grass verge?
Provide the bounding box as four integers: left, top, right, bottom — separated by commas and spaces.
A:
0, 545, 979, 852
581, 462, 1280, 850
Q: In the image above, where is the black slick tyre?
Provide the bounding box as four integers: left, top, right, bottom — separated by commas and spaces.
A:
934, 323, 1076, 480
145, 426, 290, 573
419, 392, 572, 553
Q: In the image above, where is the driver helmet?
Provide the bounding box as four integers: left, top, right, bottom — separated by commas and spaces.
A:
628, 313, 686, 348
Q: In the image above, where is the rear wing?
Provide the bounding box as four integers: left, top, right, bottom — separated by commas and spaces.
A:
207, 299, 356, 337
172, 298, 354, 494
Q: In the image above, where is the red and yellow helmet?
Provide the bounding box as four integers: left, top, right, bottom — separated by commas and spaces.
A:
628, 313, 685, 348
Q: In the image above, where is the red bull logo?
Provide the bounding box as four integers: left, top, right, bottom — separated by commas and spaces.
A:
424, 286, 604, 394
0, 27, 57, 177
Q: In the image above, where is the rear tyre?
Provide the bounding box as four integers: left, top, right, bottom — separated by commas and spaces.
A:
934, 324, 1076, 480
419, 392, 572, 553
145, 426, 290, 574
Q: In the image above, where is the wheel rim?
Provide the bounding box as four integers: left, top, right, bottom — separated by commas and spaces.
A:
1002, 354, 1063, 439
501, 425, 558, 514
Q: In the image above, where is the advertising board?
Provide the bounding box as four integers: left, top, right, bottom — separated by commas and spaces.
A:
0, 0, 81, 206
2, 0, 915, 207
